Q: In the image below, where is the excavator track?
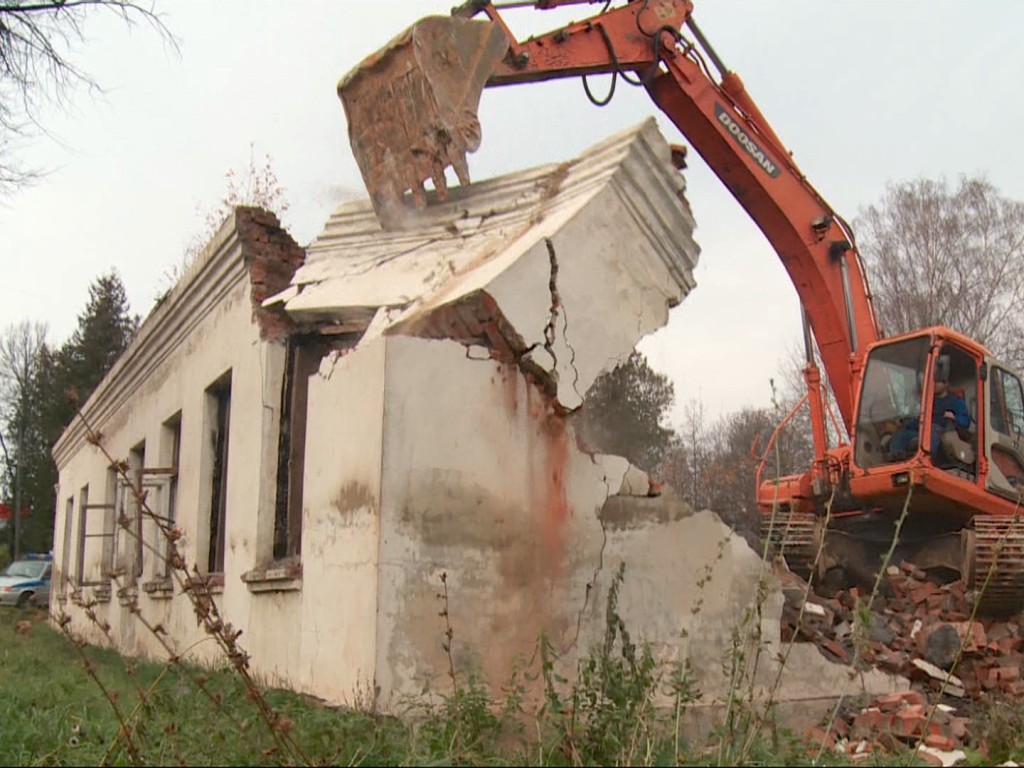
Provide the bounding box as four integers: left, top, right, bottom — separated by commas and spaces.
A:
966, 516, 1024, 614
761, 510, 819, 581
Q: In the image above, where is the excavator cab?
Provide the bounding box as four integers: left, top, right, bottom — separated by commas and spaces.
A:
853, 337, 980, 476
790, 331, 1024, 611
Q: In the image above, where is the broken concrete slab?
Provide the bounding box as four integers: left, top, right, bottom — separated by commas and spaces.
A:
271, 118, 700, 411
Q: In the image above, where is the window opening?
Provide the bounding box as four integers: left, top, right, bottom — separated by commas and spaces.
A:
274, 337, 332, 561
206, 372, 232, 574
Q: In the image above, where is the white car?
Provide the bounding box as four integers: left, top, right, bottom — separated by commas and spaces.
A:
0, 555, 52, 608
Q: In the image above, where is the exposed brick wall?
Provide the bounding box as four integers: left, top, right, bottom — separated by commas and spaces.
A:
235, 206, 306, 341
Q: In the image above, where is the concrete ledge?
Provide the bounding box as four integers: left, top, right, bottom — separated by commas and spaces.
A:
90, 585, 112, 604
142, 578, 175, 599
242, 562, 303, 594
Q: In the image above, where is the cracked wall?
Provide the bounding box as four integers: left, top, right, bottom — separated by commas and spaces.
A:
361, 335, 902, 711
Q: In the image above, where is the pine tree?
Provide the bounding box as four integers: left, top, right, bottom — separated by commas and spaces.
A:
3, 270, 138, 555
64, 271, 139, 403
575, 351, 675, 472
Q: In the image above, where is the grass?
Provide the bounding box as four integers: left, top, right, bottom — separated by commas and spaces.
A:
0, 604, 858, 767
2, 568, 1012, 767
0, 607, 410, 766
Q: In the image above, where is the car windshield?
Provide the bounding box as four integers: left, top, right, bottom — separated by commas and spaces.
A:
3, 560, 47, 579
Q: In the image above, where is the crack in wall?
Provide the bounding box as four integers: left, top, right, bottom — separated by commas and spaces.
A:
565, 454, 618, 655
542, 238, 561, 374
543, 238, 584, 409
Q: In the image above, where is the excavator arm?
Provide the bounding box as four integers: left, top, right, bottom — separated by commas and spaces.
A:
339, 0, 881, 432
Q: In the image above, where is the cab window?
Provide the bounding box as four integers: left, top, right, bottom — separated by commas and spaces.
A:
992, 367, 1024, 437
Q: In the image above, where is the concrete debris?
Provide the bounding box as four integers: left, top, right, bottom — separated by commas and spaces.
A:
780, 560, 1024, 760
918, 746, 968, 767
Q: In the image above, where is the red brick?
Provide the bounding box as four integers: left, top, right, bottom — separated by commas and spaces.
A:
874, 690, 926, 711
821, 637, 849, 662
924, 732, 956, 751
949, 716, 970, 740
950, 621, 988, 652
1005, 679, 1024, 696
853, 707, 889, 736
876, 647, 909, 674
910, 582, 939, 604
991, 665, 1020, 683
892, 706, 927, 738
804, 726, 835, 749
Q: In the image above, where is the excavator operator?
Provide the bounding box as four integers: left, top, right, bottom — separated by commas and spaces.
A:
888, 363, 970, 461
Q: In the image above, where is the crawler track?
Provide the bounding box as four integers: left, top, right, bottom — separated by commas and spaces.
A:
761, 510, 819, 580
967, 516, 1024, 614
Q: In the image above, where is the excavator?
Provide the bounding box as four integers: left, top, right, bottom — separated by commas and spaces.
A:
338, 0, 1024, 612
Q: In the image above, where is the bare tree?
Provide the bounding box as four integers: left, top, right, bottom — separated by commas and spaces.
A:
0, 319, 47, 559
857, 175, 1024, 368
0, 1, 173, 193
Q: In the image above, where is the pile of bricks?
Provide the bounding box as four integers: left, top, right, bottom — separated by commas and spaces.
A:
779, 561, 1024, 763
805, 690, 969, 764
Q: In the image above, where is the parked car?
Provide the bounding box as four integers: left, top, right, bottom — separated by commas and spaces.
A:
0, 554, 52, 608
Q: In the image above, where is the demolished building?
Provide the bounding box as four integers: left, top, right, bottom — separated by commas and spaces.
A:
50, 119, 898, 712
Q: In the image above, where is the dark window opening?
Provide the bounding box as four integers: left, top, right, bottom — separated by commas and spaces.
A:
60, 496, 74, 596
159, 412, 182, 576
129, 441, 146, 581
207, 373, 232, 574
273, 336, 333, 561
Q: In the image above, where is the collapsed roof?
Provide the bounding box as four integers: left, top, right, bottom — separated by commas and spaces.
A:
267, 118, 701, 409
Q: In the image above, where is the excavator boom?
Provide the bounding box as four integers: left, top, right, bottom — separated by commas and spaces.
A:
339, 0, 878, 432
339, 0, 1024, 614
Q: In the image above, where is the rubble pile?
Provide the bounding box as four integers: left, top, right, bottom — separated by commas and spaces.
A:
779, 561, 1024, 763
804, 690, 969, 764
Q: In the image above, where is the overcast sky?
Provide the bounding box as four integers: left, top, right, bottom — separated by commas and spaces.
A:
2, 0, 1023, 428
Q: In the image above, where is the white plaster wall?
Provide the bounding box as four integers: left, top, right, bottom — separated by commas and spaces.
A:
370, 336, 898, 712
472, 184, 689, 411
52, 279, 292, 670
292, 338, 385, 705
594, 502, 902, 706
375, 335, 614, 707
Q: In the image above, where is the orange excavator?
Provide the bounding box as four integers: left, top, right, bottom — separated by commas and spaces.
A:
339, 0, 1024, 611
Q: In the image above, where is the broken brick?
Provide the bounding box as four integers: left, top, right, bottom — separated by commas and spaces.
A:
874, 690, 926, 711
991, 666, 1020, 684
1004, 679, 1024, 697
950, 620, 988, 652
820, 637, 849, 662
803, 726, 836, 750
892, 705, 927, 738
924, 732, 957, 751
852, 707, 889, 736
911, 581, 939, 604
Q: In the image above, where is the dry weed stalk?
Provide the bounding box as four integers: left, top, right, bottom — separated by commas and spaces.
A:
65, 405, 313, 765
51, 607, 143, 764
438, 571, 459, 697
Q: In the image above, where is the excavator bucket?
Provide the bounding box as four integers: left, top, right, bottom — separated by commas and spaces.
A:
338, 16, 509, 229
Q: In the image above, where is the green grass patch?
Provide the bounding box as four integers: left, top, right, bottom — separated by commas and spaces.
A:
0, 608, 410, 766
1, 586, 994, 767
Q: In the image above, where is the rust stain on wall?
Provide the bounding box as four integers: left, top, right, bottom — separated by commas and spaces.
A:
524, 384, 571, 565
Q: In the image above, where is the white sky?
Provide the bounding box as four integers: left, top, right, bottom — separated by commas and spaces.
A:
2, 0, 1022, 428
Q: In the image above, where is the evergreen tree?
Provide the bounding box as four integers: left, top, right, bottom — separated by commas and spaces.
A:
1, 270, 138, 554
64, 271, 139, 403
575, 351, 675, 472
